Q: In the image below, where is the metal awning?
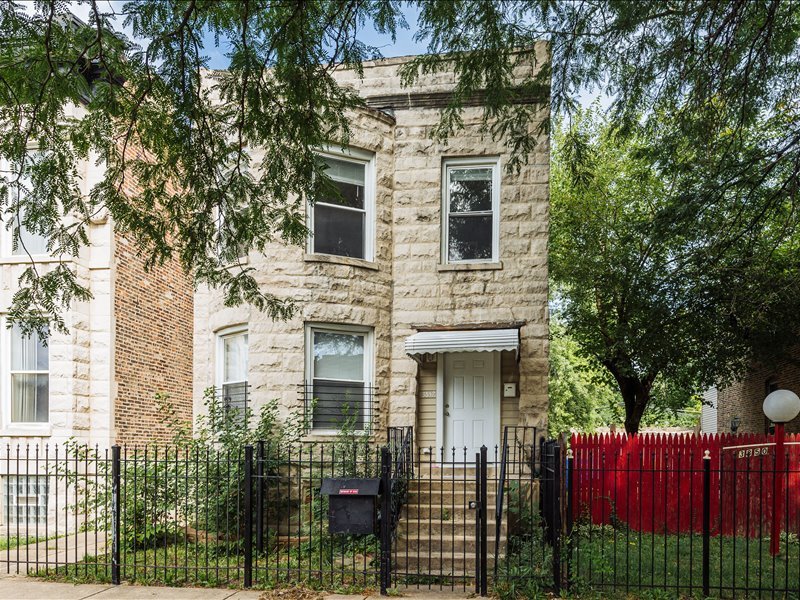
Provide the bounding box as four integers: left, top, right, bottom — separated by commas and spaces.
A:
405, 328, 519, 359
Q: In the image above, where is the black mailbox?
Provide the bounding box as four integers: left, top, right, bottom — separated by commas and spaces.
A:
320, 477, 381, 535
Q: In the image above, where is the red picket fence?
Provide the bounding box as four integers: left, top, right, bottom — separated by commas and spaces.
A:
570, 432, 800, 537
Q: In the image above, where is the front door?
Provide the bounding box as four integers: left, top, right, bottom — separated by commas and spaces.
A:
444, 352, 498, 456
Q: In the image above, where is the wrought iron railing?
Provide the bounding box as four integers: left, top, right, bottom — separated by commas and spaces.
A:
387, 426, 414, 531
299, 381, 376, 433
494, 425, 543, 577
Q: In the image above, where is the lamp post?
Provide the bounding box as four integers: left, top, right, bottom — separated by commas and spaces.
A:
763, 389, 800, 556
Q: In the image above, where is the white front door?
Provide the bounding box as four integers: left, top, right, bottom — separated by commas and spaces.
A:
443, 352, 499, 456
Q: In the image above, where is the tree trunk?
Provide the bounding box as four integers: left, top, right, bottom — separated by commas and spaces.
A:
617, 376, 653, 434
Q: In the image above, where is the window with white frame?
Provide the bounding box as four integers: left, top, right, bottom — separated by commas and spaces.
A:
217, 328, 248, 417
10, 324, 49, 424
305, 324, 372, 431
442, 158, 500, 263
4, 475, 48, 525
216, 201, 247, 263
1, 156, 49, 257
310, 152, 374, 260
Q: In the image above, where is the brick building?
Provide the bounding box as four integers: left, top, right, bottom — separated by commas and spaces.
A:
0, 103, 194, 449
194, 50, 551, 454
706, 357, 800, 435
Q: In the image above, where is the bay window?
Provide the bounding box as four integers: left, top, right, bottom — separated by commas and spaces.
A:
309, 151, 374, 261
1, 157, 48, 257
10, 324, 49, 424
217, 328, 248, 417
305, 324, 372, 432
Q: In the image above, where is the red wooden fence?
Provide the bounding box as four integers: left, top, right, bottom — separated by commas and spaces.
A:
570, 432, 800, 537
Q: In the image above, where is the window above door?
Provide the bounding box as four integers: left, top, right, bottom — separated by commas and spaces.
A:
442, 157, 500, 264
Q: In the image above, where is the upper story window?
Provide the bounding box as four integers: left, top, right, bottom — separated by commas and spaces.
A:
216, 202, 247, 264
10, 324, 49, 424
216, 328, 248, 417
304, 323, 373, 432
309, 150, 374, 261
0, 157, 49, 258
442, 158, 500, 263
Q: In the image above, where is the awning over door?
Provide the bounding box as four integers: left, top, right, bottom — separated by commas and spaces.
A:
405, 328, 519, 359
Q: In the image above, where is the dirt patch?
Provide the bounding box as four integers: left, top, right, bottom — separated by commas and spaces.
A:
258, 587, 325, 600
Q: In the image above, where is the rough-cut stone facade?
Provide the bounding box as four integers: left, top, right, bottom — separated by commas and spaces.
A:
717, 357, 800, 434
194, 50, 550, 446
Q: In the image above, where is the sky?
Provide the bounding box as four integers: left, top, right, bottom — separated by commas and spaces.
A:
58, 0, 429, 68
36, 1, 605, 108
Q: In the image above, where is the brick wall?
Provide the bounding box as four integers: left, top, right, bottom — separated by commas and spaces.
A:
717, 357, 800, 434
113, 231, 194, 444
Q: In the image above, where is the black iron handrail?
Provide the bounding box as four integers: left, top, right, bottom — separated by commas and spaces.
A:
387, 425, 413, 531
494, 425, 541, 577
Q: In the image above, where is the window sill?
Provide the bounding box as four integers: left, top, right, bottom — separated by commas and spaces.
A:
221, 255, 249, 269
0, 425, 52, 437
0, 256, 62, 265
304, 253, 379, 271
302, 430, 371, 442
437, 261, 503, 272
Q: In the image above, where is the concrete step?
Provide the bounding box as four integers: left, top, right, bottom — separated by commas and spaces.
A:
395, 533, 506, 553
405, 476, 534, 490
406, 484, 497, 506
392, 551, 499, 573
403, 503, 499, 520
397, 519, 507, 537
413, 464, 500, 476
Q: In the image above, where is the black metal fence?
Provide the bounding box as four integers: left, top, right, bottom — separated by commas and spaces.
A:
563, 444, 800, 598
0, 440, 385, 590
4, 430, 797, 598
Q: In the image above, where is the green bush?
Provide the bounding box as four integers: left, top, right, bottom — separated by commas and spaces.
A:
56, 389, 310, 551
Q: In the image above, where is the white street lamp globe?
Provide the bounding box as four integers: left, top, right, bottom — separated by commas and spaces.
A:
763, 389, 800, 424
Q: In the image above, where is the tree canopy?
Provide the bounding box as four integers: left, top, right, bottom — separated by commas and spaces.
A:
0, 0, 799, 339
551, 108, 800, 433
548, 319, 700, 436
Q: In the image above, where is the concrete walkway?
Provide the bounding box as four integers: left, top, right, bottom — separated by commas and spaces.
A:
1, 534, 107, 576
0, 578, 478, 600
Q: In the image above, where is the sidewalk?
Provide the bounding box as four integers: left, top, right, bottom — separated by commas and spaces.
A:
1, 534, 106, 576
0, 578, 478, 600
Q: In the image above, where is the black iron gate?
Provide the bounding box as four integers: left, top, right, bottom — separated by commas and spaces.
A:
382, 426, 562, 595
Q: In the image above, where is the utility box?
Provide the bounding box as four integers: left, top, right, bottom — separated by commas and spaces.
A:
320, 478, 381, 535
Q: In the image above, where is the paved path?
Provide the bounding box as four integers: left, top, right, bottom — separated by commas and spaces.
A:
1, 534, 107, 576
0, 579, 477, 600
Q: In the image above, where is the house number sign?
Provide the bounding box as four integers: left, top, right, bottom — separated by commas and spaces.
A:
420, 391, 436, 399
736, 447, 769, 459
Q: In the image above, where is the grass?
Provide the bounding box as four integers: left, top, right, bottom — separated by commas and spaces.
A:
565, 524, 800, 599
32, 524, 800, 599
34, 536, 379, 594
0, 534, 61, 551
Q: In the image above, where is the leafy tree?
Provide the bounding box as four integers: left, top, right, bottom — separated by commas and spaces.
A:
1, 1, 799, 334
550, 109, 797, 433
548, 319, 621, 436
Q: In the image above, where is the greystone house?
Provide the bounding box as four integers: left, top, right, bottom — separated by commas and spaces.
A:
193, 49, 551, 458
